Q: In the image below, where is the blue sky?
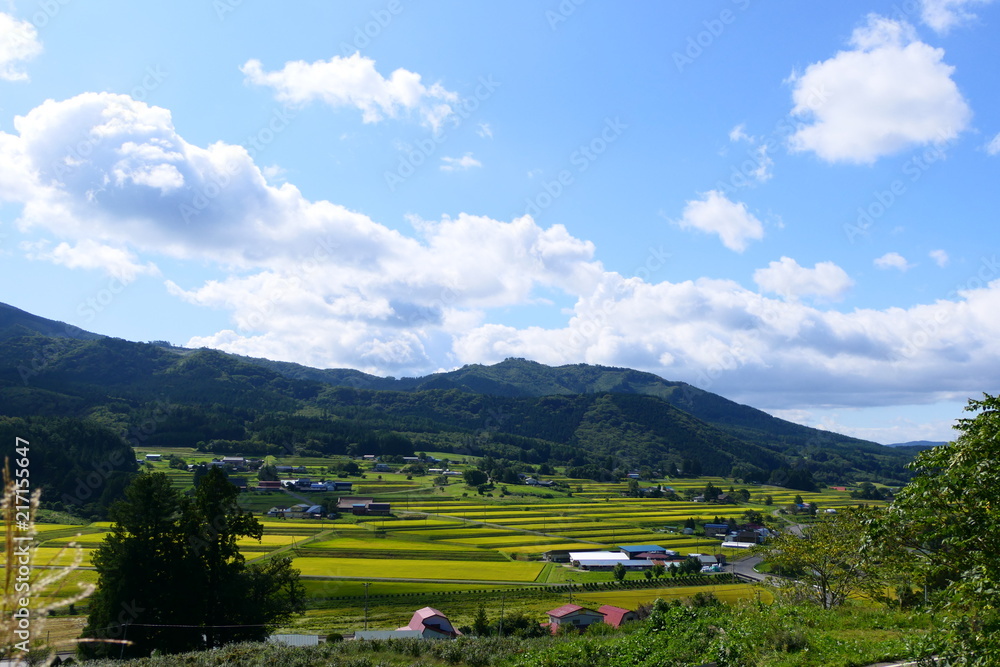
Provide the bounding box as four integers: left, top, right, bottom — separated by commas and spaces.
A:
2, 0, 999, 444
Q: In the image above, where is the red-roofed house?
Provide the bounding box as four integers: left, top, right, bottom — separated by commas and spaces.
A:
397, 607, 462, 639
543, 604, 605, 634
599, 605, 638, 628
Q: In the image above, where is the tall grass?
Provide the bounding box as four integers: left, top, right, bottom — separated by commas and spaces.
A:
1, 459, 96, 663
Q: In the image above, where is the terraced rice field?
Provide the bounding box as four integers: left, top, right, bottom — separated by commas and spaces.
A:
291, 556, 545, 581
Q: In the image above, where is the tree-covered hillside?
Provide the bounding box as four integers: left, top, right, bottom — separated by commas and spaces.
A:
0, 305, 919, 508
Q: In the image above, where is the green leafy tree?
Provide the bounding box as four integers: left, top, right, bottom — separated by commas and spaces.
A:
612, 562, 627, 582
82, 470, 304, 658
755, 510, 876, 609
651, 563, 665, 580
472, 605, 490, 636
463, 469, 488, 487
82, 473, 193, 657
883, 394, 1000, 663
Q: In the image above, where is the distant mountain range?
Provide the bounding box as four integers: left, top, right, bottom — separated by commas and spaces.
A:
885, 440, 946, 449
0, 301, 919, 489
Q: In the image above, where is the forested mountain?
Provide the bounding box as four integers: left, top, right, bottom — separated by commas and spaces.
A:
0, 303, 919, 510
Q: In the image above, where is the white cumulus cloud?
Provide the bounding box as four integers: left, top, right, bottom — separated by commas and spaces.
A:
788, 14, 971, 164
0, 12, 42, 82
24, 239, 160, 280
241, 53, 459, 132
753, 257, 854, 302
672, 190, 764, 252
6, 92, 1000, 411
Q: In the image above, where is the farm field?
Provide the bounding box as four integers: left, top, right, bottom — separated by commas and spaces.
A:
291, 556, 545, 581
22, 448, 883, 639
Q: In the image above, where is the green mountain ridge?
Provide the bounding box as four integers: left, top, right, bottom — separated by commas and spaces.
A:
0, 303, 917, 496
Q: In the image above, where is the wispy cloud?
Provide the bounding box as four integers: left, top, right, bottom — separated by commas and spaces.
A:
874, 251, 914, 271
241, 53, 459, 131
440, 153, 482, 172
0, 12, 42, 82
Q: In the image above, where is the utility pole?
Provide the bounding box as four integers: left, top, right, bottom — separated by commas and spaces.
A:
363, 582, 371, 630
498, 590, 506, 637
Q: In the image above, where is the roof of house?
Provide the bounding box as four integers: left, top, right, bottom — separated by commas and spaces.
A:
337, 497, 374, 508
569, 551, 628, 562
354, 630, 423, 640
632, 551, 676, 560
546, 603, 604, 619
580, 559, 656, 568
598, 605, 635, 628
619, 544, 666, 554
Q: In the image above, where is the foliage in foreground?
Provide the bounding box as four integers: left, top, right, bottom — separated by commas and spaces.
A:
877, 393, 1000, 665
77, 598, 931, 667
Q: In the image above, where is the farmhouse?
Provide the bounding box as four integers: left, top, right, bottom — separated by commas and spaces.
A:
337, 497, 392, 516
397, 607, 462, 639
306, 481, 353, 492
256, 480, 282, 491
704, 523, 730, 538
144, 454, 161, 461
543, 604, 605, 633
598, 605, 639, 629
221, 456, 246, 470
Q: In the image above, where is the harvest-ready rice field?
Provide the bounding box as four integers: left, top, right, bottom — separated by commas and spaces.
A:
18, 452, 881, 638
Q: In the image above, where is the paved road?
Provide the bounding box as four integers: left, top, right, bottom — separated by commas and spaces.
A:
730, 555, 769, 582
